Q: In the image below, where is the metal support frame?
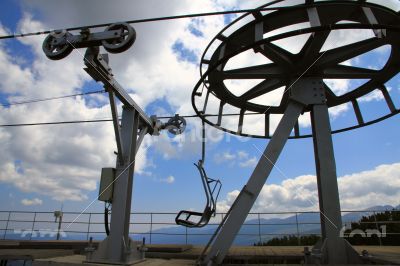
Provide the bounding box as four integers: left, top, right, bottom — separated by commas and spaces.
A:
308, 103, 361, 264
84, 47, 152, 264
202, 100, 304, 265
200, 80, 358, 265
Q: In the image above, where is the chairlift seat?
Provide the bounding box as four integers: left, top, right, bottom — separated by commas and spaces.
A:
175, 162, 221, 228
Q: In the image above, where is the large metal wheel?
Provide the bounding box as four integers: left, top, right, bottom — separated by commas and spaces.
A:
192, 1, 400, 138
102, 23, 136, 53
42, 31, 73, 60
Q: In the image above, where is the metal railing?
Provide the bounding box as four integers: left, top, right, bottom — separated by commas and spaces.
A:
0, 210, 398, 245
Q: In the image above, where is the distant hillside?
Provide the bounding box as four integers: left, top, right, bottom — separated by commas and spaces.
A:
145, 205, 399, 245
3, 205, 398, 246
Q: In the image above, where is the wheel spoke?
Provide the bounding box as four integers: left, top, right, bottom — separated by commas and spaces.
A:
258, 42, 293, 68
299, 31, 330, 61
317, 37, 386, 67
222, 64, 285, 79
322, 65, 379, 79
241, 79, 284, 100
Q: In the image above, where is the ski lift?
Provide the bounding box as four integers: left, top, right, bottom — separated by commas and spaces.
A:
175, 121, 222, 228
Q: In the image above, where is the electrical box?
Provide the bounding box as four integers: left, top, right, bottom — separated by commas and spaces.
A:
98, 168, 115, 202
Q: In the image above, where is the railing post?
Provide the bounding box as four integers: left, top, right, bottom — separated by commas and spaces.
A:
56, 212, 63, 240
29, 212, 37, 240
373, 211, 382, 246
295, 212, 300, 246
149, 213, 153, 244
3, 212, 11, 240
185, 226, 188, 245
87, 213, 92, 241
258, 213, 262, 245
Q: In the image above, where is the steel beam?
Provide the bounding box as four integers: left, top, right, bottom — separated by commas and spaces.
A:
88, 108, 144, 264
108, 108, 140, 262
310, 103, 348, 264
108, 91, 124, 164
84, 47, 153, 129
202, 99, 304, 265
108, 107, 139, 260
309, 102, 362, 264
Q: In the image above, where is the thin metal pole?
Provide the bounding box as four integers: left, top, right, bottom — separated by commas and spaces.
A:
3, 212, 11, 240
87, 213, 92, 241
373, 211, 382, 246
149, 213, 153, 244
295, 213, 300, 246
56, 214, 63, 240
185, 227, 188, 245
258, 213, 262, 245
29, 213, 37, 240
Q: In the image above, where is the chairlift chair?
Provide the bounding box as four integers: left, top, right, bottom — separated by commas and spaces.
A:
175, 121, 222, 228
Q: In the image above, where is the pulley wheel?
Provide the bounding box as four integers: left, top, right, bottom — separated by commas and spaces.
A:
167, 115, 187, 135
42, 31, 73, 60
102, 23, 136, 53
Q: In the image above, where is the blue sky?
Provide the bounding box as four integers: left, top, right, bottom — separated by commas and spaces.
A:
0, 0, 399, 222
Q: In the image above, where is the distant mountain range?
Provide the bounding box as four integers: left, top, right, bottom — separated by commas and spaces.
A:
3, 205, 398, 246
144, 204, 400, 245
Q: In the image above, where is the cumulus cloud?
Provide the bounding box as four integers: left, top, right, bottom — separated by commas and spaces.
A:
21, 198, 43, 206
161, 175, 175, 184
214, 150, 257, 168
0, 14, 151, 202
214, 151, 236, 163
239, 157, 258, 168
217, 162, 400, 213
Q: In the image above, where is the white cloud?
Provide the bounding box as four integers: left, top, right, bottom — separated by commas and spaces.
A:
21, 198, 43, 206
217, 162, 400, 213
163, 175, 175, 184
214, 151, 236, 163
239, 157, 257, 168
214, 150, 257, 168
358, 89, 385, 103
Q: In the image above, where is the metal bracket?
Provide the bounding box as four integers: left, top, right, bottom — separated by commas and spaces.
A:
289, 79, 326, 106
83, 47, 154, 131
42, 23, 136, 60
51, 28, 124, 48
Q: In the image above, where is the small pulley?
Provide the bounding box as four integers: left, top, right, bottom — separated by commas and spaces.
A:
42, 23, 136, 60
102, 23, 136, 53
42, 30, 74, 60
166, 114, 186, 135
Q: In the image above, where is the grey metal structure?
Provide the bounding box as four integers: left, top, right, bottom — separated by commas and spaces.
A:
43, 28, 186, 264
83, 47, 186, 264
42, 23, 136, 60
191, 1, 399, 265
84, 47, 149, 264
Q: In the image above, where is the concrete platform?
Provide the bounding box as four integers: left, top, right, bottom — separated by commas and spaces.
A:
0, 240, 399, 265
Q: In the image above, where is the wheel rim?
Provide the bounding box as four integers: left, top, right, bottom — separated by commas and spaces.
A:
192, 1, 400, 139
